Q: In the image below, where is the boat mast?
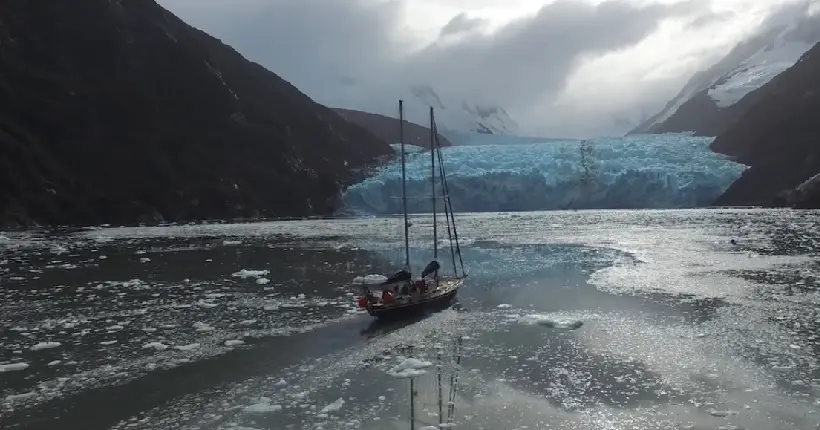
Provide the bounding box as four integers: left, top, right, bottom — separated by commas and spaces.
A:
437, 349, 443, 425
400, 100, 410, 270
430, 107, 438, 262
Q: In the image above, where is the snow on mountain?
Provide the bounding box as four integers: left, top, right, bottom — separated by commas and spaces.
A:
326, 80, 520, 136
405, 84, 520, 135
707, 27, 817, 107
630, 2, 820, 135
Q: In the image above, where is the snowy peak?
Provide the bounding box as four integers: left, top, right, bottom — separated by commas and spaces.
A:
404, 84, 520, 135
460, 101, 519, 135
631, 3, 820, 135
326, 79, 520, 136
708, 17, 819, 108
409, 85, 446, 109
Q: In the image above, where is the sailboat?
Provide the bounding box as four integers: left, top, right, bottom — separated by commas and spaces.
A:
357, 100, 467, 319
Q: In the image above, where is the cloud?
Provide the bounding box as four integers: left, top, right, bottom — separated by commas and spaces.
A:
157, 0, 805, 137
402, 0, 708, 115
685, 10, 737, 30
439, 12, 487, 37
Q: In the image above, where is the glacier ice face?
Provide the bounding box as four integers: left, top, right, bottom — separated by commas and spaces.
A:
342, 133, 747, 214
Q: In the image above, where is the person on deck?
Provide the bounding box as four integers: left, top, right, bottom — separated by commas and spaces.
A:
382, 289, 394, 304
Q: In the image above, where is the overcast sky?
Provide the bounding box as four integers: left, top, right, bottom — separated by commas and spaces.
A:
159, 0, 816, 138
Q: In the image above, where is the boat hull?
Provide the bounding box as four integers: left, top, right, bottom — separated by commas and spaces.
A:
366, 277, 464, 319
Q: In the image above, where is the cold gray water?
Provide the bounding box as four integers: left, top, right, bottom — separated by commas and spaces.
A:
1, 209, 820, 430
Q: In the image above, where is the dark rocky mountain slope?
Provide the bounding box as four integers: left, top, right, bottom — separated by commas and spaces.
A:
710, 41, 820, 207
332, 108, 452, 148
0, 0, 392, 229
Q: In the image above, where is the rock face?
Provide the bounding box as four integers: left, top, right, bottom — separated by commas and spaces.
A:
0, 0, 392, 229
710, 41, 820, 207
630, 6, 820, 136
332, 108, 453, 148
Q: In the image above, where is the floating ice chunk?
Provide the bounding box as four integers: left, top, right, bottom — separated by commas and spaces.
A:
139, 257, 151, 263
320, 397, 345, 413
352, 274, 388, 285
387, 357, 433, 378
175, 343, 200, 351
47, 360, 61, 366
274, 378, 287, 387
100, 340, 118, 346
30, 341, 61, 351
232, 269, 270, 278
193, 322, 214, 332
225, 339, 244, 347
223, 240, 242, 246
256, 277, 271, 285
708, 409, 735, 417
197, 300, 219, 309
244, 402, 282, 414
497, 304, 513, 309
5, 392, 36, 402
0, 362, 29, 372
143, 342, 169, 350
518, 314, 583, 329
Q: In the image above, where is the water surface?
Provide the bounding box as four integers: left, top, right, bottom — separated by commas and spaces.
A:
1, 209, 819, 429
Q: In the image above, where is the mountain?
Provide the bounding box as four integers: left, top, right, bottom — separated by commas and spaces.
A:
630, 4, 820, 136
0, 0, 392, 229
328, 80, 521, 136
709, 40, 820, 207
332, 108, 453, 148
406, 85, 520, 135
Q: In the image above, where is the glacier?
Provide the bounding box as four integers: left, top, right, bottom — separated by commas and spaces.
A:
341, 133, 747, 214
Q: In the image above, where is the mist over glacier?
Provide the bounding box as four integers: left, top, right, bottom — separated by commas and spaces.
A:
341, 133, 746, 214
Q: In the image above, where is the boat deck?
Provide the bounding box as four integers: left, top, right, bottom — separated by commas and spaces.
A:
366, 276, 464, 317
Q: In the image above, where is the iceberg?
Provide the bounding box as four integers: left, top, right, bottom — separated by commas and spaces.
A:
341, 133, 746, 214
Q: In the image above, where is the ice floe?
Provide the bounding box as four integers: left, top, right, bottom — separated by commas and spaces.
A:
30, 341, 61, 351
0, 362, 29, 372
387, 357, 433, 378
232, 269, 269, 279
517, 314, 584, 330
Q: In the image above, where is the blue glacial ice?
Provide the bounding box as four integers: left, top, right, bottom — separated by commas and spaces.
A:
342, 133, 747, 214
